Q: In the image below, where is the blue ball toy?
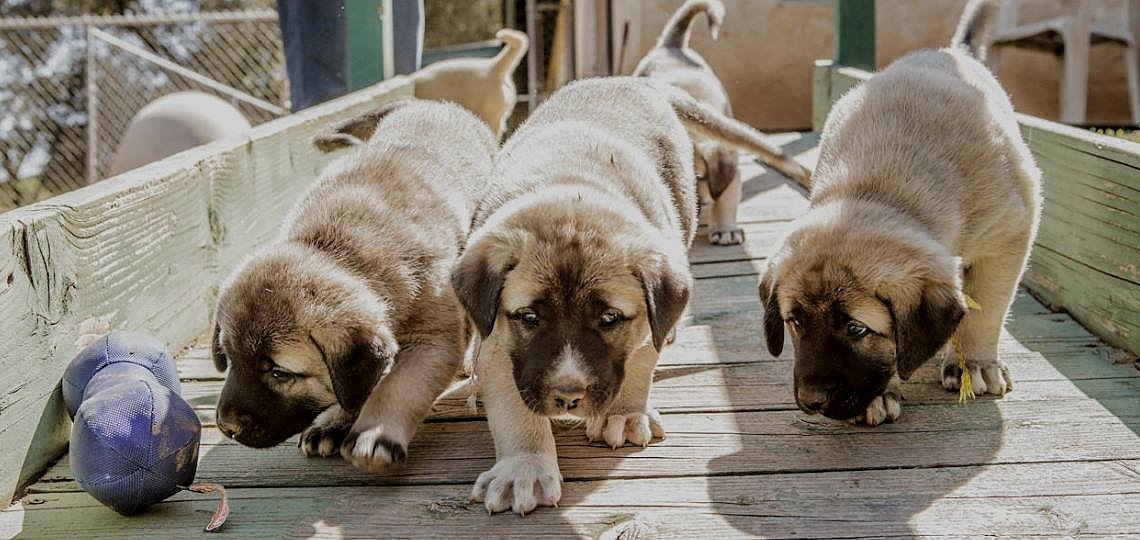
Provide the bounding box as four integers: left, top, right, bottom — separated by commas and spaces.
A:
61, 331, 202, 516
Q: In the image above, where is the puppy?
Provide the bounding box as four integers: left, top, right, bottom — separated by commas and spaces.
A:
634, 0, 809, 245
211, 99, 496, 471
758, 0, 1042, 426
412, 29, 528, 139
452, 76, 807, 515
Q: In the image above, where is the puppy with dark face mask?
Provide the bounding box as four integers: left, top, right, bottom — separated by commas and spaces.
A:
452, 76, 807, 515
211, 99, 495, 470
759, 0, 1041, 426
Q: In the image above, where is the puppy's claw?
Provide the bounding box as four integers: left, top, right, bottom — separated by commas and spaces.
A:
340, 423, 409, 471
299, 408, 354, 458
471, 453, 561, 516
709, 227, 745, 246
587, 409, 666, 449
848, 391, 902, 427
942, 357, 1013, 396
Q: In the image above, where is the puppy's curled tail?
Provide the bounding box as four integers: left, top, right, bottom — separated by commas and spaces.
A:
657, 0, 725, 49
666, 89, 812, 187
311, 98, 412, 152
951, 0, 1000, 61
492, 29, 529, 79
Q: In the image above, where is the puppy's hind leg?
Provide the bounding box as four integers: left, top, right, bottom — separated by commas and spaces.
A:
706, 148, 743, 246
586, 344, 666, 448
341, 332, 466, 471
941, 246, 1029, 396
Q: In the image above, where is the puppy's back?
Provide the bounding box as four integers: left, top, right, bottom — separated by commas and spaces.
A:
287, 102, 496, 302
474, 78, 696, 243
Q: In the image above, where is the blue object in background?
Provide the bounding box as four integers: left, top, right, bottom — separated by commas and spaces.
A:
62, 332, 202, 516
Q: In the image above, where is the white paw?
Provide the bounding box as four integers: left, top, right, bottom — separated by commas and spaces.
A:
471, 453, 562, 516
299, 406, 354, 458
340, 422, 408, 471
942, 358, 1014, 396
585, 409, 666, 449
708, 228, 745, 246
848, 391, 902, 427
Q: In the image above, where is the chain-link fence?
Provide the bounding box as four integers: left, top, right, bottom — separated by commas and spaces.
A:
0, 10, 287, 212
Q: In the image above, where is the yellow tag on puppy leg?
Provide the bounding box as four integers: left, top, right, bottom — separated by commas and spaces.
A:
956, 295, 981, 404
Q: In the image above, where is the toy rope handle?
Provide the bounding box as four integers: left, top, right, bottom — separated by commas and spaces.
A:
182, 482, 230, 533
954, 295, 983, 404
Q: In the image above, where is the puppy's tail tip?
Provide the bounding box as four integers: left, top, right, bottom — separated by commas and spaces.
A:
493, 28, 530, 77
659, 0, 725, 48
951, 0, 1000, 61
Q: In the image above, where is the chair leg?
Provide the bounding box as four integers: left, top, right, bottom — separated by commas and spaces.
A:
1059, 25, 1090, 124
1124, 46, 1140, 125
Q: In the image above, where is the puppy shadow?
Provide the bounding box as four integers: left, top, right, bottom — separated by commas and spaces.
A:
700, 291, 1005, 537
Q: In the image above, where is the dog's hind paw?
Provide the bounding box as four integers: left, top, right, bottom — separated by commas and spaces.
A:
340, 423, 408, 471
586, 408, 666, 449
471, 453, 562, 516
300, 406, 354, 458
848, 390, 902, 427
708, 227, 745, 246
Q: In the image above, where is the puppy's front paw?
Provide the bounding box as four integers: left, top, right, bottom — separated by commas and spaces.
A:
942, 357, 1014, 396
708, 227, 745, 246
340, 423, 408, 471
300, 406, 354, 458
585, 408, 666, 449
300, 421, 351, 458
471, 453, 562, 516
848, 390, 902, 427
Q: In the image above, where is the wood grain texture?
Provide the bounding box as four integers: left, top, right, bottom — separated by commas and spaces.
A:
9, 461, 1140, 538
0, 78, 414, 503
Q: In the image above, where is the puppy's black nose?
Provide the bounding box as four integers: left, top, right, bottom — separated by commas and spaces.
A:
217, 418, 242, 439
552, 387, 586, 411
796, 387, 828, 414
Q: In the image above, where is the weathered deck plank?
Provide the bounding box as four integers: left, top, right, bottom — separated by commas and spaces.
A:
6, 150, 1139, 537
7, 461, 1140, 538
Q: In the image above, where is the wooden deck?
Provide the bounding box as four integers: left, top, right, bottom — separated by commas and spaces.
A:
5, 141, 1140, 538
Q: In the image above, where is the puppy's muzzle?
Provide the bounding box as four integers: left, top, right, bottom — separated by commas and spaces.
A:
550, 385, 586, 412
795, 386, 829, 415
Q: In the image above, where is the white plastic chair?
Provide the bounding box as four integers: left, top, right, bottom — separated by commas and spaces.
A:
988, 0, 1140, 124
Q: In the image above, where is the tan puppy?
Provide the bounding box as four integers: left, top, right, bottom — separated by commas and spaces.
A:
634, 0, 809, 245
758, 0, 1042, 426
108, 91, 250, 177
412, 29, 528, 139
452, 76, 806, 515
211, 99, 495, 472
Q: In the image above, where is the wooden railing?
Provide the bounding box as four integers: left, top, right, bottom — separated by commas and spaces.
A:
0, 77, 414, 503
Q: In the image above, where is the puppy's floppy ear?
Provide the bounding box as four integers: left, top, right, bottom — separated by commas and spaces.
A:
312, 98, 413, 152
636, 254, 693, 351
451, 235, 512, 338
211, 322, 227, 372
321, 326, 398, 412
886, 277, 966, 380
758, 265, 784, 357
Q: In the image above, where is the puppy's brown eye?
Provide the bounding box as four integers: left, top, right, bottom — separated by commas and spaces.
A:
786, 317, 801, 328
847, 322, 869, 338
270, 368, 295, 381
599, 309, 623, 328
513, 308, 539, 328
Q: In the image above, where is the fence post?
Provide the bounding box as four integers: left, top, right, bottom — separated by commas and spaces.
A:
834, 0, 875, 71
345, 0, 385, 90
85, 24, 99, 184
